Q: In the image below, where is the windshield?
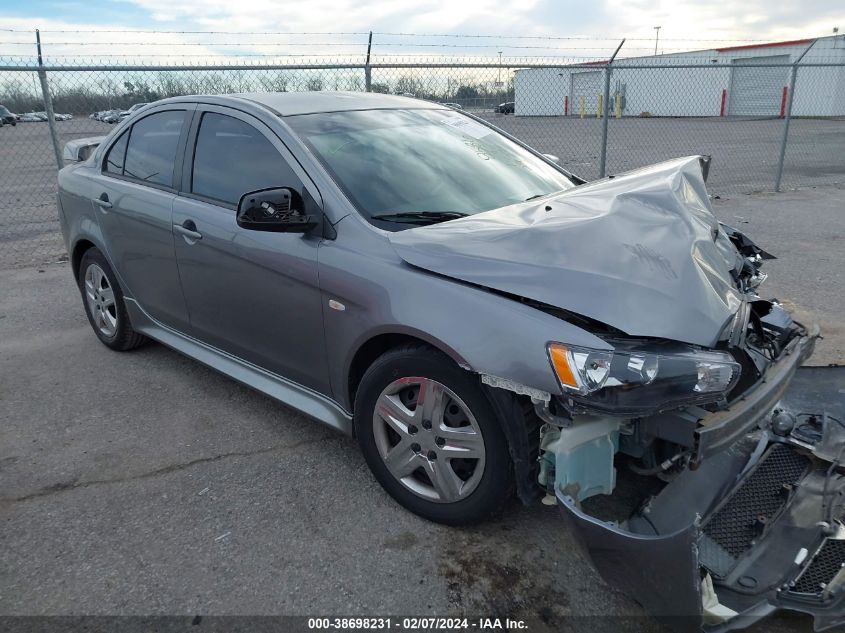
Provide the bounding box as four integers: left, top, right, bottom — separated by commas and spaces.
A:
286, 108, 574, 227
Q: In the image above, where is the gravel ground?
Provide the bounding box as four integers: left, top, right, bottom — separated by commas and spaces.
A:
711, 185, 845, 365
478, 113, 845, 194
1, 186, 842, 630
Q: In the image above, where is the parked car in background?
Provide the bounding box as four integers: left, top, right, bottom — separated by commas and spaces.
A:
494, 101, 515, 114
102, 110, 123, 124
19, 111, 72, 122
56, 92, 839, 633
0, 105, 18, 126
19, 112, 46, 122
119, 103, 149, 121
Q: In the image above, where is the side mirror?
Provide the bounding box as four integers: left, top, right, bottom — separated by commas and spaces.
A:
237, 187, 318, 233
699, 155, 712, 183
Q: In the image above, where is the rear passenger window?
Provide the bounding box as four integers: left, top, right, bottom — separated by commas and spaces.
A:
122, 110, 185, 187
192, 112, 295, 205
104, 131, 128, 175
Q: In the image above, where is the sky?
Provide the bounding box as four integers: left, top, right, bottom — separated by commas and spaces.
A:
0, 0, 842, 62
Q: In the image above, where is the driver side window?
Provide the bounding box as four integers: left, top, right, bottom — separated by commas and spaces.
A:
191, 112, 297, 206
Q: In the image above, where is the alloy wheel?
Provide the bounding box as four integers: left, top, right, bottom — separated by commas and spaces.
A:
372, 376, 486, 503
84, 263, 118, 337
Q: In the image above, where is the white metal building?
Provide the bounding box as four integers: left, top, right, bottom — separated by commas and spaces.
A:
514, 35, 845, 117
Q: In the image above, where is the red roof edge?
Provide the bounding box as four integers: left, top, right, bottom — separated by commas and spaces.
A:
715, 38, 813, 53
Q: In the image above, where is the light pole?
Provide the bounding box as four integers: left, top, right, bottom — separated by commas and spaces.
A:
653, 26, 661, 55
497, 51, 503, 86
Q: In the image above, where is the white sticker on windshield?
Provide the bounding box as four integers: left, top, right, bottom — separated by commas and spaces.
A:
441, 116, 492, 140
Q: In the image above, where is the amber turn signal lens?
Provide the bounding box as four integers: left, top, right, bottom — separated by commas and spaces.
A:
548, 343, 578, 389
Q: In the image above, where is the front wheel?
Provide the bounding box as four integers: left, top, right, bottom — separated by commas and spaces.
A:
354, 345, 513, 525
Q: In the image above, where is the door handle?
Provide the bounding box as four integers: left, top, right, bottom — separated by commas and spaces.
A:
93, 194, 112, 210
174, 220, 202, 242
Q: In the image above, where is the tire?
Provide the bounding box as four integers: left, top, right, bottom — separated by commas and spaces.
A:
78, 247, 148, 351
354, 344, 513, 525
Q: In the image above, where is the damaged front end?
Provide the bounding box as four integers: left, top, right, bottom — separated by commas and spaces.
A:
534, 254, 841, 630
515, 160, 843, 629
552, 364, 845, 632
388, 154, 841, 628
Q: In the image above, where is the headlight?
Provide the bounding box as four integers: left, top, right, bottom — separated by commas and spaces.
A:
547, 340, 740, 416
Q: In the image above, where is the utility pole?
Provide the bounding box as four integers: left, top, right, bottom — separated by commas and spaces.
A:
598, 38, 625, 178
36, 29, 63, 169
653, 26, 661, 55
497, 51, 503, 87
364, 31, 373, 92
774, 38, 818, 191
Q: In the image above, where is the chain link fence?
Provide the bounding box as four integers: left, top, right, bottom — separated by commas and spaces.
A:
2, 48, 844, 268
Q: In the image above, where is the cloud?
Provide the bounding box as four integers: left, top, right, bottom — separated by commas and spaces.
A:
0, 16, 225, 62
1, 0, 840, 63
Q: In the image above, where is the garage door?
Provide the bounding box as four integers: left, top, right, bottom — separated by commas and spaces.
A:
728, 55, 789, 116
571, 71, 603, 113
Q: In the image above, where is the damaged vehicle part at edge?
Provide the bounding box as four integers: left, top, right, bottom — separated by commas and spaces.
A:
559, 367, 845, 633
56, 94, 836, 632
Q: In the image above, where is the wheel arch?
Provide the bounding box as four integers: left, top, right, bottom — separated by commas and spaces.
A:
346, 330, 471, 412
347, 329, 543, 507
71, 238, 98, 281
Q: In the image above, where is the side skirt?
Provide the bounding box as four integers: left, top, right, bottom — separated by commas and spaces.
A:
124, 298, 353, 435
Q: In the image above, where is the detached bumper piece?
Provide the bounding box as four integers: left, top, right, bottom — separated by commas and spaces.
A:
699, 443, 810, 579
792, 539, 845, 596
558, 366, 845, 633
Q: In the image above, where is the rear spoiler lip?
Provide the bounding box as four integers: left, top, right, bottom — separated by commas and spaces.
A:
62, 136, 105, 163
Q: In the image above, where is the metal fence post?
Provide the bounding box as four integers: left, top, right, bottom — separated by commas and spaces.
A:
35, 30, 64, 170
598, 39, 625, 178
364, 31, 373, 92
774, 39, 817, 192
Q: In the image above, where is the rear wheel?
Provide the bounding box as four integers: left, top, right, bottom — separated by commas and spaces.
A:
78, 248, 147, 351
354, 345, 512, 525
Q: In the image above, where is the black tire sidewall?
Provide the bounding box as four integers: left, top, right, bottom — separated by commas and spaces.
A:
354, 346, 513, 525
78, 248, 134, 350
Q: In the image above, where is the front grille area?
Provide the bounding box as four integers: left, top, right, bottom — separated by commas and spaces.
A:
700, 444, 810, 578
791, 539, 845, 595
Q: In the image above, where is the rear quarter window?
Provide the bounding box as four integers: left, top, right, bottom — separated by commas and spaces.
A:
121, 110, 185, 187
104, 130, 129, 175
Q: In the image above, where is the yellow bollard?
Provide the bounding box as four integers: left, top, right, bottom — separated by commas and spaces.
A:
596, 94, 603, 118
615, 94, 622, 119
579, 96, 585, 119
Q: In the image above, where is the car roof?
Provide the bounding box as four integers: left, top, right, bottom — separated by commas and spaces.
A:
156, 91, 447, 117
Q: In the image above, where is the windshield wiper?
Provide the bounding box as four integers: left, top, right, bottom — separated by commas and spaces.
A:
371, 211, 468, 225
524, 193, 547, 201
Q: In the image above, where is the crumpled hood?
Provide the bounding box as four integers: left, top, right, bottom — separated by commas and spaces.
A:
388, 156, 744, 347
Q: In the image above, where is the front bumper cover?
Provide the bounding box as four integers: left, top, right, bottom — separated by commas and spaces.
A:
557, 362, 845, 633
694, 323, 818, 463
